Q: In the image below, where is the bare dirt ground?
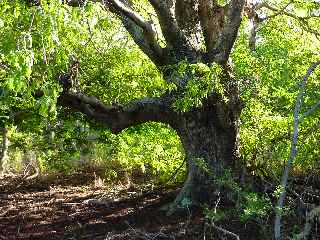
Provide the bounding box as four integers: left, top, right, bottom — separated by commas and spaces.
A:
0, 173, 208, 240
0, 172, 319, 240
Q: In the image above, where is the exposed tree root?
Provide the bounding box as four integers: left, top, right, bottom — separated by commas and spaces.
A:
166, 172, 194, 216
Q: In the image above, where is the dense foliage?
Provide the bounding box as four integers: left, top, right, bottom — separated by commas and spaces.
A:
0, 1, 185, 183
0, 0, 319, 179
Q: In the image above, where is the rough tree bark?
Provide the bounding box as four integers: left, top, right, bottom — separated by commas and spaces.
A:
33, 0, 246, 210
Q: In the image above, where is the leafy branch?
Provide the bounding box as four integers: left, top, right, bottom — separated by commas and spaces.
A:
246, 1, 320, 50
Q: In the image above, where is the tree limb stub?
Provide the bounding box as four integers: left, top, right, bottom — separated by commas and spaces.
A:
58, 92, 174, 134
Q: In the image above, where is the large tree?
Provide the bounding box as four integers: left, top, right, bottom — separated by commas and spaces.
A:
13, 0, 320, 213
56, 0, 245, 210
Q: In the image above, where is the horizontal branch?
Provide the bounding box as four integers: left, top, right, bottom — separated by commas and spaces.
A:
58, 92, 174, 133
62, 0, 88, 7
27, 0, 91, 7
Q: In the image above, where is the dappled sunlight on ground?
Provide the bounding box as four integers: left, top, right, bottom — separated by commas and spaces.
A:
0, 173, 205, 240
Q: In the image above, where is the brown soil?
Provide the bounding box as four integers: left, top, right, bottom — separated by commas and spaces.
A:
0, 173, 203, 240
0, 172, 318, 240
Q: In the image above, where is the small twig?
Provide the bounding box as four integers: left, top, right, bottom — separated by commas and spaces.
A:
249, 2, 320, 48
300, 100, 320, 120
210, 218, 240, 240
84, 18, 103, 54
295, 205, 320, 239
41, 35, 48, 65
214, 192, 221, 213
124, 221, 174, 240
28, 10, 36, 32
165, 158, 186, 184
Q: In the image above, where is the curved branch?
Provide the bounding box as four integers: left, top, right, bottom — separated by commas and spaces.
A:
26, 0, 165, 65
120, 17, 165, 65
107, 0, 164, 64
111, 0, 152, 33
58, 92, 174, 133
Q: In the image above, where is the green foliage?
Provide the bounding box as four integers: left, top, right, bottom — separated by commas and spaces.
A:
239, 192, 271, 222
0, 1, 184, 180
112, 123, 184, 183
181, 197, 193, 208
171, 61, 224, 112
201, 168, 272, 226
0, 0, 120, 118
203, 206, 227, 222
233, 13, 320, 175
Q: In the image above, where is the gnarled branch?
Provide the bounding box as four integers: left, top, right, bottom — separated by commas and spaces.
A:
58, 92, 174, 133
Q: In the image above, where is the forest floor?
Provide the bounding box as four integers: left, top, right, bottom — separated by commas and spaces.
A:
0, 172, 258, 240
0, 172, 319, 240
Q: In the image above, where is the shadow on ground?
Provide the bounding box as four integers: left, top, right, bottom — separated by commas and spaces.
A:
0, 173, 265, 240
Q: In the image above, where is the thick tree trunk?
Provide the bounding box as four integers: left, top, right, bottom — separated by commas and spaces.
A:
167, 89, 242, 213
58, 53, 243, 212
